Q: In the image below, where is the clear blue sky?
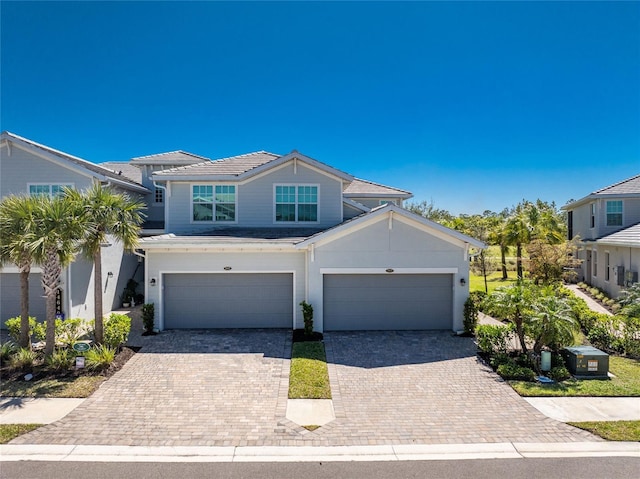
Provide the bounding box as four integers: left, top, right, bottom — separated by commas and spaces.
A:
2, 1, 639, 215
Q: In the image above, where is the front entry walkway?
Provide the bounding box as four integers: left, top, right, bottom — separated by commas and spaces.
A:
10, 330, 598, 447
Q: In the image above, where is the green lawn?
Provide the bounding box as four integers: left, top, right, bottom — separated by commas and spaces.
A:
470, 271, 518, 294
288, 342, 331, 399
510, 356, 640, 397
568, 421, 640, 441
0, 375, 105, 398
0, 424, 42, 444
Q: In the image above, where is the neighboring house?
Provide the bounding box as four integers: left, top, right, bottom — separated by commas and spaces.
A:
138, 150, 485, 333
563, 174, 640, 298
0, 132, 149, 323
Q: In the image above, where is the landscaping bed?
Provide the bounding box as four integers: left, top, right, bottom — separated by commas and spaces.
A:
0, 346, 137, 398
288, 341, 331, 400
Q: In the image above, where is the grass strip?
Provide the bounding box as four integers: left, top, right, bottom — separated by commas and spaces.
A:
568, 420, 640, 442
0, 424, 42, 444
510, 356, 640, 397
289, 341, 331, 399
0, 375, 105, 398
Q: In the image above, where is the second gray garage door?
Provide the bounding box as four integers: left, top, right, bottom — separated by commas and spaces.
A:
163, 273, 293, 329
323, 274, 452, 331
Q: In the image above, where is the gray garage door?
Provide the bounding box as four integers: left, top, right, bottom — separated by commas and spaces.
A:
0, 273, 47, 325
163, 273, 293, 329
323, 274, 452, 331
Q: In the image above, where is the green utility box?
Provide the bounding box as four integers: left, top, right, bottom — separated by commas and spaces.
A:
561, 346, 609, 379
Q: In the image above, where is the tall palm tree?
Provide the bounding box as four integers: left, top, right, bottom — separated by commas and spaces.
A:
25, 193, 86, 356
66, 183, 145, 344
504, 201, 535, 279
487, 280, 536, 354
0, 195, 40, 348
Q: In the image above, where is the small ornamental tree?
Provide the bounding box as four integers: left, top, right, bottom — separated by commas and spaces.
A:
300, 301, 314, 337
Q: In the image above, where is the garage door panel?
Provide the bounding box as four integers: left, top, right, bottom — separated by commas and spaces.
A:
323, 274, 452, 331
164, 273, 292, 329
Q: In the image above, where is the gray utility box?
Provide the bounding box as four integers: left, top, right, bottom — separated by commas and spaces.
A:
561, 346, 609, 379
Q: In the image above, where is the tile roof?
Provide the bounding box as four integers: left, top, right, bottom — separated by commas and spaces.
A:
130, 150, 210, 165
153, 151, 280, 177
596, 222, 640, 247
100, 162, 143, 184
593, 174, 640, 195
343, 178, 413, 198
1, 131, 148, 192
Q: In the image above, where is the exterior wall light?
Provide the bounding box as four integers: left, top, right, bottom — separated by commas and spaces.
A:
149, 278, 157, 286
107, 272, 113, 277
460, 278, 466, 285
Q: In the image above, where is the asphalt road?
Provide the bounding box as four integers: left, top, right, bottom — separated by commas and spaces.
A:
2, 457, 639, 479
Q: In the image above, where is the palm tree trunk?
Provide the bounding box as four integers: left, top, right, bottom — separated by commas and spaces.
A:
516, 243, 523, 279
42, 247, 61, 357
500, 245, 508, 280
93, 249, 104, 344
19, 262, 31, 349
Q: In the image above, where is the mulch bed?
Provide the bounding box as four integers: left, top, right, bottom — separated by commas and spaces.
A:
292, 329, 323, 343
0, 346, 138, 384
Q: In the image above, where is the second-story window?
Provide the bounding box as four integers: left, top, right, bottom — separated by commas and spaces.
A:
28, 184, 72, 197
275, 185, 318, 222
590, 203, 595, 228
606, 200, 623, 226
192, 185, 236, 222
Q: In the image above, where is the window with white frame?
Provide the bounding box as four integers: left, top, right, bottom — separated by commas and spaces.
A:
192, 185, 236, 222
275, 185, 318, 222
28, 184, 72, 197
379, 199, 397, 206
606, 200, 622, 226
592, 251, 597, 277
605, 252, 610, 281
590, 203, 596, 228
154, 187, 164, 203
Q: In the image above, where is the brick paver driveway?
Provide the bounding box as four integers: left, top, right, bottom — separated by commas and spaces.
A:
12, 330, 598, 446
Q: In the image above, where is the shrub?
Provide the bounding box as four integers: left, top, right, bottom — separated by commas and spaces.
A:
300, 301, 314, 337
619, 315, 640, 358
102, 313, 131, 349
142, 303, 155, 333
4, 316, 44, 343
46, 348, 74, 371
0, 341, 18, 364
463, 296, 479, 334
587, 319, 617, 351
548, 365, 571, 382
85, 344, 116, 370
475, 323, 514, 356
10, 348, 38, 370
497, 361, 535, 381
489, 353, 511, 369
55, 318, 88, 348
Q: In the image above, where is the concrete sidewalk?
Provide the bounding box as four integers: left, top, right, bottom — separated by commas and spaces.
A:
525, 397, 640, 422
0, 397, 85, 425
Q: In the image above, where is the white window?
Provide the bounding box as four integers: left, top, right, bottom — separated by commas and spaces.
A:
275, 185, 318, 222
606, 200, 623, 226
192, 185, 236, 222
154, 187, 164, 204
28, 183, 72, 197
590, 203, 596, 228
379, 200, 397, 206
605, 252, 610, 282
592, 251, 597, 277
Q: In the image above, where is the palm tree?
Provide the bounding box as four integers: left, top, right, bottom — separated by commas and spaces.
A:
487, 280, 537, 354
504, 202, 534, 279
0, 195, 40, 348
25, 194, 86, 356
65, 183, 145, 344
529, 289, 578, 354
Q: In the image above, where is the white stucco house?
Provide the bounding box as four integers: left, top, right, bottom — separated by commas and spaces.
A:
563, 174, 640, 299
137, 150, 485, 332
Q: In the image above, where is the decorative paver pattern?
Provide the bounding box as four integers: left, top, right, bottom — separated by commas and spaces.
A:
11, 330, 599, 446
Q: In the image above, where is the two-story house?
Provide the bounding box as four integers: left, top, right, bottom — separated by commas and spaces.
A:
564, 174, 640, 298
136, 150, 484, 332
0, 132, 149, 323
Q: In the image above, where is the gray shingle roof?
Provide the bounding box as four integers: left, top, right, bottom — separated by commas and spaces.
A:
140, 227, 324, 246
596, 222, 640, 247
593, 174, 640, 195
154, 151, 280, 177
130, 150, 210, 165
343, 178, 413, 198
100, 162, 143, 184
1, 131, 148, 192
